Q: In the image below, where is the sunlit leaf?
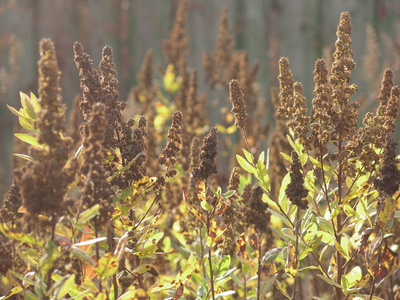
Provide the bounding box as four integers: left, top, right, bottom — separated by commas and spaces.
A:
236, 233, 256, 270
94, 253, 118, 279
343, 266, 362, 289
75, 204, 100, 226
0, 286, 23, 300
150, 253, 195, 293
274, 280, 291, 299
376, 196, 396, 230
183, 191, 206, 225
317, 274, 343, 289
133, 264, 159, 276
236, 154, 256, 174
73, 237, 107, 247
370, 244, 399, 286
53, 274, 76, 299
284, 241, 297, 278
206, 217, 227, 247
263, 247, 283, 264
0, 223, 40, 246
248, 232, 259, 255
13, 153, 38, 163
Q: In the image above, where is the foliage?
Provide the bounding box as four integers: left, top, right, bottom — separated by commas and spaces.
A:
1, 4, 400, 300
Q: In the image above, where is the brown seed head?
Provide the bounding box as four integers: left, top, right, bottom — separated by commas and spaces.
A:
285, 151, 308, 210
229, 79, 247, 128
191, 127, 218, 180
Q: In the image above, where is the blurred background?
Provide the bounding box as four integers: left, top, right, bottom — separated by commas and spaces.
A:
1, 0, 400, 191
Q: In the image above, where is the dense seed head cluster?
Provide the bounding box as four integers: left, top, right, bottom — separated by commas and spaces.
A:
159, 111, 184, 176
79, 103, 113, 226
285, 152, 308, 210
19, 39, 76, 223
229, 79, 248, 129
162, 0, 188, 69
191, 127, 218, 180
374, 134, 400, 196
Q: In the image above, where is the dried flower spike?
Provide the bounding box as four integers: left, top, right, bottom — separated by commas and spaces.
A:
159, 111, 184, 175
374, 134, 400, 196
285, 151, 308, 210
229, 79, 247, 128
191, 127, 218, 180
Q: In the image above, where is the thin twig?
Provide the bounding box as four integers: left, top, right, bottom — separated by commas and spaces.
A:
292, 209, 301, 300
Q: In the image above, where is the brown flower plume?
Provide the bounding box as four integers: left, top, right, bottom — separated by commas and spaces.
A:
373, 134, 400, 196
229, 79, 247, 129
292, 82, 310, 151
79, 102, 113, 226
159, 111, 183, 177
310, 59, 335, 150
277, 57, 294, 120
285, 151, 308, 210
191, 127, 218, 181
330, 12, 359, 141
19, 39, 76, 222
241, 185, 270, 234
163, 0, 188, 69
73, 42, 103, 123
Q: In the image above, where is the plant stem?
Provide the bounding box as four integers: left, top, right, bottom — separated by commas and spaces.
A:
369, 240, 383, 300
336, 140, 343, 300
206, 211, 216, 300
292, 209, 301, 300
257, 232, 263, 300
107, 228, 118, 300
94, 220, 102, 292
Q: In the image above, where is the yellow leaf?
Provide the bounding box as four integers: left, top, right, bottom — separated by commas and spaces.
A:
285, 241, 297, 278
236, 233, 256, 270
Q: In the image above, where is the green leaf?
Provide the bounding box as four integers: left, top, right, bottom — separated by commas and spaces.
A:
94, 253, 118, 279
0, 286, 23, 300
223, 190, 236, 199
132, 264, 159, 276
19, 116, 37, 133
243, 149, 254, 164
298, 235, 323, 261
151, 253, 196, 293
40, 240, 60, 273
108, 152, 145, 181
20, 92, 37, 119
278, 173, 291, 213
13, 153, 38, 163
215, 290, 236, 299
258, 151, 265, 164
0, 223, 40, 246
344, 266, 362, 289
14, 133, 42, 148
217, 255, 231, 275
23, 291, 41, 300
317, 274, 343, 289
274, 280, 291, 299
200, 200, 212, 211
316, 217, 335, 235
236, 154, 256, 174
7, 104, 23, 117
29, 92, 40, 111
75, 204, 100, 225
280, 151, 291, 162
54, 274, 76, 299
263, 247, 283, 264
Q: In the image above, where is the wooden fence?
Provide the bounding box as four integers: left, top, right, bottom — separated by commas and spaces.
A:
0, 0, 399, 190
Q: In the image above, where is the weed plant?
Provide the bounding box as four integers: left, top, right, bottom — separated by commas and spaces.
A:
0, 2, 400, 300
